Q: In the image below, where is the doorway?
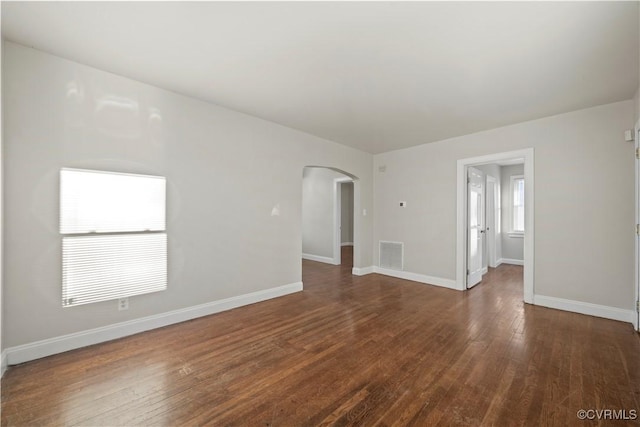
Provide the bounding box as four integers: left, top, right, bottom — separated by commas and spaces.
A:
302, 166, 358, 271
336, 179, 354, 268
456, 149, 534, 303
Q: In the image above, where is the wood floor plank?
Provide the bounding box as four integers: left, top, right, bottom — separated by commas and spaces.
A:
2, 247, 640, 426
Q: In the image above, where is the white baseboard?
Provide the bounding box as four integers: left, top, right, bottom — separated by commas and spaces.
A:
373, 267, 457, 290
341, 242, 353, 247
534, 295, 635, 324
302, 253, 336, 265
498, 258, 524, 266
352, 266, 374, 276
481, 266, 488, 275
5, 282, 303, 366
1, 350, 7, 378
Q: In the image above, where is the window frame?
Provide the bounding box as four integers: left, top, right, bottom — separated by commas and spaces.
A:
60, 168, 167, 307
509, 174, 525, 236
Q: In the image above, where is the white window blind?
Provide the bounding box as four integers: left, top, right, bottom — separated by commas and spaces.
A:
62, 234, 167, 307
60, 168, 167, 307
60, 168, 165, 234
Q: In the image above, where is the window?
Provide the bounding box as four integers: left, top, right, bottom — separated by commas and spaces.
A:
60, 168, 167, 307
510, 175, 525, 233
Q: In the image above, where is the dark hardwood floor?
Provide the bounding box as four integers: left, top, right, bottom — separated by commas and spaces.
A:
2, 248, 640, 426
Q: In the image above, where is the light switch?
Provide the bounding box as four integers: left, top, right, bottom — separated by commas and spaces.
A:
625, 129, 634, 142
399, 201, 407, 207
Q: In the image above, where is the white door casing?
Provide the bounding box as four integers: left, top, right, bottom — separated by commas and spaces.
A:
333, 176, 353, 266
467, 167, 484, 288
486, 175, 498, 268
635, 124, 640, 331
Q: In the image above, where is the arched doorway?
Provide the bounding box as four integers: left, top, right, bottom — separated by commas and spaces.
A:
301, 166, 359, 272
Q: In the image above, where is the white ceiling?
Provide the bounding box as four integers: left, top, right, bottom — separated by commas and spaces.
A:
2, 2, 638, 154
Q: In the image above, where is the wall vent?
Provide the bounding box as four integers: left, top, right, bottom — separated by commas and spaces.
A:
379, 241, 403, 271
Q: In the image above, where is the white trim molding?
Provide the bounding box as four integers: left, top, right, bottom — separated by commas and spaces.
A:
634, 120, 640, 331
534, 295, 635, 324
1, 350, 7, 378
373, 267, 457, 290
498, 258, 524, 266
4, 282, 303, 366
302, 253, 336, 265
352, 266, 374, 276
341, 242, 354, 247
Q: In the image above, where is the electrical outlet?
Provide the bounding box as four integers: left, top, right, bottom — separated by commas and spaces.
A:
118, 298, 129, 311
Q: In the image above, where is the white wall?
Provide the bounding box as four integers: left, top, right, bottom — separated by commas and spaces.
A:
2, 42, 373, 349
374, 100, 635, 310
301, 167, 345, 259
341, 182, 354, 244
500, 164, 524, 262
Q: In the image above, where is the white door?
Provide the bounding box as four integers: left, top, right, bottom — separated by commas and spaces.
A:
467, 167, 485, 288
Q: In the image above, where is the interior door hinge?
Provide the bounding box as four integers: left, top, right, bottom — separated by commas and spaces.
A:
636, 301, 639, 313
636, 147, 639, 160
466, 269, 469, 275
636, 224, 640, 236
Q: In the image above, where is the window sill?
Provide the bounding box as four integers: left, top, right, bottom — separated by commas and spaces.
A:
507, 232, 524, 238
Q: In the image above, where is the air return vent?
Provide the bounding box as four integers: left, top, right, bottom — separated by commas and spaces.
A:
379, 241, 403, 271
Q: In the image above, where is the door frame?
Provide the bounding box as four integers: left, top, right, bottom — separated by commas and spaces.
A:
486, 175, 498, 268
456, 148, 534, 303
634, 121, 640, 331
334, 176, 353, 265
